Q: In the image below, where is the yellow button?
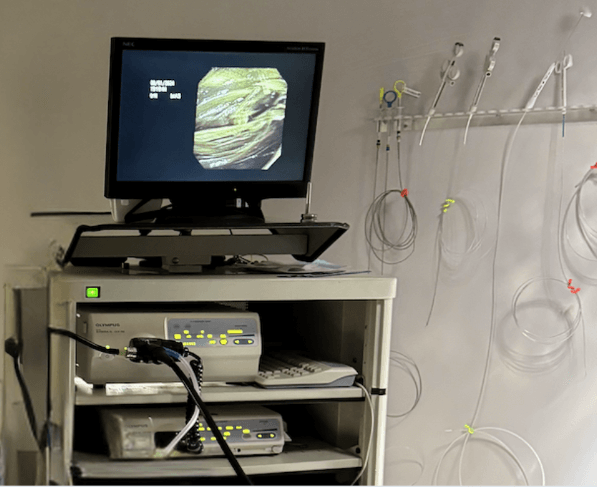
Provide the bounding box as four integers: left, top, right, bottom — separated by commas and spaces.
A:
209, 340, 216, 345
207, 334, 213, 339
224, 431, 231, 437
184, 330, 189, 334
234, 339, 240, 344
174, 334, 181, 340
220, 339, 228, 345
248, 339, 254, 344
218, 426, 222, 430
198, 334, 204, 339
200, 437, 206, 442
207, 427, 211, 431
225, 426, 233, 430
198, 427, 205, 431
227, 329, 243, 334
220, 334, 226, 338
186, 335, 192, 338
211, 437, 216, 441
236, 426, 242, 430
200, 330, 205, 334
242, 429, 250, 434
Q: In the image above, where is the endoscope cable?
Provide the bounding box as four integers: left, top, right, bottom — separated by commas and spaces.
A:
555, 150, 592, 377
432, 425, 545, 485
432, 113, 545, 485
155, 352, 202, 458
365, 116, 418, 269
386, 350, 422, 418
367, 131, 383, 272
470, 111, 525, 428
558, 167, 597, 283
425, 193, 490, 326
154, 349, 252, 485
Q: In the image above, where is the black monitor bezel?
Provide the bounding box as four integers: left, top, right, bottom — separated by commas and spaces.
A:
104, 37, 325, 202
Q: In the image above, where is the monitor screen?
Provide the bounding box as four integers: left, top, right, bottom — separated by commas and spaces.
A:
104, 37, 325, 206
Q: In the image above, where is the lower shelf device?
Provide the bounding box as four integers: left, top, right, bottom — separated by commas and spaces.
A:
101, 404, 285, 459
76, 304, 261, 383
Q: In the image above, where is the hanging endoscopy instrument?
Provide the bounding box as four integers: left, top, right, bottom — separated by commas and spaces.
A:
463, 37, 500, 144
393, 79, 421, 141
555, 54, 573, 137
367, 80, 420, 270
419, 42, 464, 146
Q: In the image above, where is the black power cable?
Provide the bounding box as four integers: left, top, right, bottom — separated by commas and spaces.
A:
4, 338, 43, 451
47, 327, 120, 356
30, 211, 111, 217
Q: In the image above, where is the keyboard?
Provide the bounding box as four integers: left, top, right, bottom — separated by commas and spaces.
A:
255, 351, 358, 388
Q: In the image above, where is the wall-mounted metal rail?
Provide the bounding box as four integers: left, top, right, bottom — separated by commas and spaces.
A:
376, 104, 596, 131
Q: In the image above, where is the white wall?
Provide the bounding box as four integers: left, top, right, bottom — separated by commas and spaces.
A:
0, 0, 595, 485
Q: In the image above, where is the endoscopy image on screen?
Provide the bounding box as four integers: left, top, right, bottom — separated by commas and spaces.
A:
114, 48, 316, 183
193, 68, 287, 170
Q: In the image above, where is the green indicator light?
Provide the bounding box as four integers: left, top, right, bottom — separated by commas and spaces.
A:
86, 287, 100, 298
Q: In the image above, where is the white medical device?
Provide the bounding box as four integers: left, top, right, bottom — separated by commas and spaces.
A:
100, 404, 285, 459
419, 42, 464, 145
524, 62, 556, 111
555, 54, 573, 136
464, 37, 500, 144
75, 305, 261, 384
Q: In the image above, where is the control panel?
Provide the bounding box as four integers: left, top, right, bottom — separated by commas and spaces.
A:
75, 305, 261, 384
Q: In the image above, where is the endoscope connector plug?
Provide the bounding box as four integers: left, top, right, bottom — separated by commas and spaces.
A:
126, 337, 188, 364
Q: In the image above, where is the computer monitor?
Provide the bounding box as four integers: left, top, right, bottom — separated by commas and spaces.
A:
104, 37, 325, 223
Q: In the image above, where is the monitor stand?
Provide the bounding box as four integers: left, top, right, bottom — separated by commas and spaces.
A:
62, 193, 348, 273
62, 221, 349, 273
152, 198, 266, 227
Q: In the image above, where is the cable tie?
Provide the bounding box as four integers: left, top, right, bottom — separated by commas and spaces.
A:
442, 198, 455, 212
401, 189, 409, 197
464, 424, 475, 435
567, 279, 580, 293
591, 163, 597, 169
